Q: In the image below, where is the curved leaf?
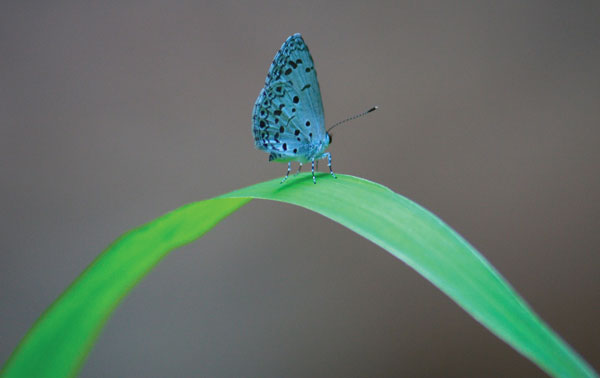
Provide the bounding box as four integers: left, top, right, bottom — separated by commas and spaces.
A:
1, 174, 596, 378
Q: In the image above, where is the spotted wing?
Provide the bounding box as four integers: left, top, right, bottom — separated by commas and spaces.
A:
252, 33, 325, 160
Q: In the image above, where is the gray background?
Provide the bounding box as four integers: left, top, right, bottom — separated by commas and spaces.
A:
2, 1, 599, 377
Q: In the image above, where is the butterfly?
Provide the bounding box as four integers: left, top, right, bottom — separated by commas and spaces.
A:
252, 33, 376, 184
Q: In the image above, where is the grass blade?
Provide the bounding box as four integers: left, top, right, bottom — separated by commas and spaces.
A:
1, 198, 251, 378
1, 174, 595, 377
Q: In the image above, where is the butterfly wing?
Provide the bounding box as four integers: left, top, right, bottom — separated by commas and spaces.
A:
252, 33, 327, 162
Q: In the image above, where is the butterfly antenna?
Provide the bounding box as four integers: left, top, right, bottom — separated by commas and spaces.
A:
327, 106, 378, 133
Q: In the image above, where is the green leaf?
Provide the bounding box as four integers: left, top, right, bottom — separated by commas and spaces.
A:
1, 174, 596, 378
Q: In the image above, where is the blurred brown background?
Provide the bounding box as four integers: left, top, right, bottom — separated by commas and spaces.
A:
1, 1, 599, 376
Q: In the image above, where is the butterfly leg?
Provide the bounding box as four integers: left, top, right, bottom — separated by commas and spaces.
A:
294, 162, 303, 176
280, 162, 292, 184
311, 158, 316, 184
325, 152, 337, 179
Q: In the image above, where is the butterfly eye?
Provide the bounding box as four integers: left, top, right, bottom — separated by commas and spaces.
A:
328, 134, 332, 144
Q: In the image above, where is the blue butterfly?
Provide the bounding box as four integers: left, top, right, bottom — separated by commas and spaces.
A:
252, 33, 376, 184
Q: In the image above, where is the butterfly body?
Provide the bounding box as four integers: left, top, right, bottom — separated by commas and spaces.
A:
252, 33, 334, 183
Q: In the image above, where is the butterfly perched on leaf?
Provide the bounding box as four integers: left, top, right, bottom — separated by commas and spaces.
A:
252, 33, 376, 184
